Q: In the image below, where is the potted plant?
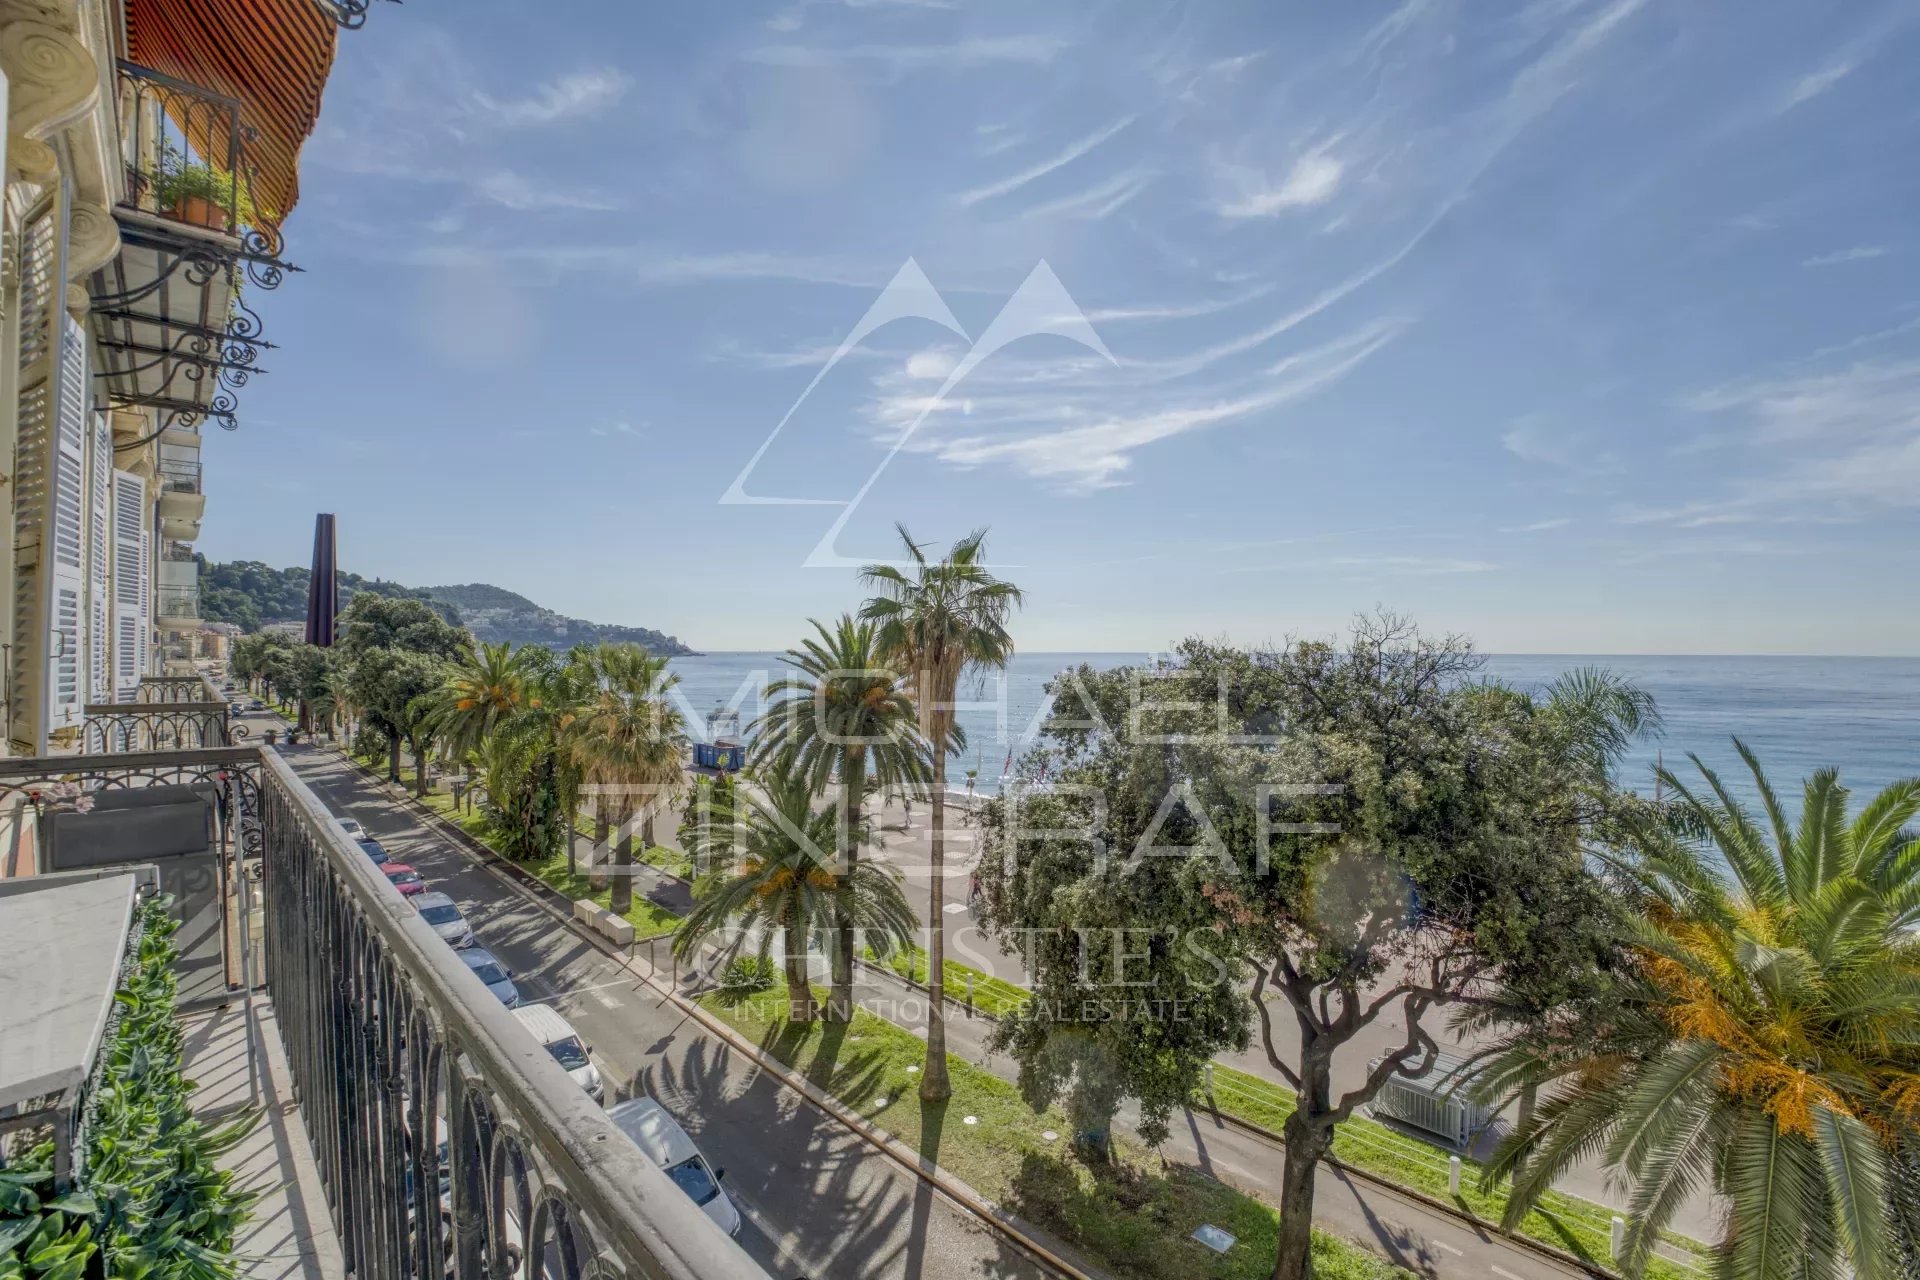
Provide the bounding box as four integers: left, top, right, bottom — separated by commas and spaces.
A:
151, 147, 267, 232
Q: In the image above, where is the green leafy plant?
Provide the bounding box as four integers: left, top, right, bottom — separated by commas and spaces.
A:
716, 955, 777, 1004
1, 898, 256, 1280
0, 1146, 95, 1280
151, 148, 270, 230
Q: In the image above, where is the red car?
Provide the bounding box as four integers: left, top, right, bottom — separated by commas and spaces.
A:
381, 863, 426, 896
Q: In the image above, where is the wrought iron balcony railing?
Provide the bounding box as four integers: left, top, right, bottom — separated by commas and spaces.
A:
162, 541, 197, 564
0, 745, 763, 1280
117, 61, 264, 242
134, 677, 223, 704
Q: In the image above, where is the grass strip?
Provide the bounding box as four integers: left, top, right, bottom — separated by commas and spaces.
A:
1202, 1064, 1711, 1278
413, 793, 683, 941
863, 943, 1032, 1018
699, 980, 1413, 1280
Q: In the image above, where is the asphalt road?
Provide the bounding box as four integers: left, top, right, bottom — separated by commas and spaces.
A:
243, 710, 1650, 1280
267, 731, 1058, 1280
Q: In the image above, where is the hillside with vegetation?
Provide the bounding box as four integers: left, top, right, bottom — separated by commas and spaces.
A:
423, 583, 692, 655
199, 559, 452, 631
197, 559, 692, 655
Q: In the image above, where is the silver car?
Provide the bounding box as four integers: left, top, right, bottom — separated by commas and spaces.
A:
412, 891, 474, 949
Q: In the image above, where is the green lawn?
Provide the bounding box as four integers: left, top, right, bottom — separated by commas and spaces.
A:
700, 981, 1413, 1280
1201, 1064, 1711, 1279
863, 943, 1032, 1018
415, 795, 683, 941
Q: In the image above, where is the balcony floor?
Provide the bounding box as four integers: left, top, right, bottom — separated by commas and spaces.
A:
180, 1001, 344, 1280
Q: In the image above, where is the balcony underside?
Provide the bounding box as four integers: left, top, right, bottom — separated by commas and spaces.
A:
89, 215, 279, 435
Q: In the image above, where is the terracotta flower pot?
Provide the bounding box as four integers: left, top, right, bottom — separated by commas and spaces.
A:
176, 194, 230, 232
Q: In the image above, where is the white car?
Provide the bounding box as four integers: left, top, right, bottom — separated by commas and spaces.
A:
337, 817, 364, 838
606, 1098, 741, 1238
512, 1004, 603, 1102
412, 892, 475, 949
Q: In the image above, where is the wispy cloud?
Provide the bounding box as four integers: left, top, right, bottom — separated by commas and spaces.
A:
1784, 60, 1857, 109
744, 35, 1067, 72
474, 69, 630, 126
893, 322, 1401, 490
1502, 417, 1618, 473
1630, 359, 1920, 525
633, 250, 886, 288
959, 116, 1138, 206
472, 170, 619, 211
1215, 149, 1345, 218
1499, 517, 1572, 533
1802, 244, 1888, 267
1015, 168, 1155, 221
1074, 286, 1274, 325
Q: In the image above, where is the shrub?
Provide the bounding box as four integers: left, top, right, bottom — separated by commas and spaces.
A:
716, 955, 777, 1004
0, 898, 256, 1279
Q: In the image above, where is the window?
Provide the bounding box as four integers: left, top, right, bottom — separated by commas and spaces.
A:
663, 1157, 721, 1207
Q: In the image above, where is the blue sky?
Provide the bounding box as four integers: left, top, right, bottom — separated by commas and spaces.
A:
197, 0, 1920, 654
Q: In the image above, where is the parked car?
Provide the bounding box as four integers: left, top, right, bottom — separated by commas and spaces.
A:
458, 948, 519, 1007
512, 1005, 603, 1101
248, 699, 266, 711
358, 838, 391, 865
605, 1098, 740, 1237
381, 863, 426, 896
412, 891, 475, 949
337, 817, 364, 838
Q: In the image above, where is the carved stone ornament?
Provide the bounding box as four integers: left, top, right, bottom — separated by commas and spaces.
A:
0, 18, 100, 143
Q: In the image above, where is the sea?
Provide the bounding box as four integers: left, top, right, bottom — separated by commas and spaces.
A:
664, 652, 1920, 811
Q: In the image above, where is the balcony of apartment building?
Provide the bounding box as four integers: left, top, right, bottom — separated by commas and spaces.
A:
89, 60, 288, 442
0, 696, 763, 1280
157, 451, 206, 538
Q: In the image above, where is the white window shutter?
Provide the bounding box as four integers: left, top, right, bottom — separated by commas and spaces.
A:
43, 315, 89, 730
113, 469, 148, 699
88, 413, 112, 703
8, 205, 67, 748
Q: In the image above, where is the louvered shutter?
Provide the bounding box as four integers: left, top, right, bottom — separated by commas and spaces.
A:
113, 470, 148, 700
88, 414, 112, 703
42, 314, 90, 730
9, 201, 65, 749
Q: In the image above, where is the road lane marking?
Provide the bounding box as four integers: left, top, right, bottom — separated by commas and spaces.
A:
1491, 1266, 1531, 1279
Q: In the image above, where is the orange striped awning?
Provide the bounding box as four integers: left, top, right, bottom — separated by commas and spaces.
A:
126, 0, 338, 233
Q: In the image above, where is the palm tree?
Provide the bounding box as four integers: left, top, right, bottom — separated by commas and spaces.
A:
751, 615, 928, 1021
674, 754, 918, 1023
1477, 742, 1920, 1280
860, 525, 1022, 1100
426, 641, 545, 763
563, 644, 686, 917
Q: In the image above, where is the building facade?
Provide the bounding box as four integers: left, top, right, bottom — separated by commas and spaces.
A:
0, 0, 336, 753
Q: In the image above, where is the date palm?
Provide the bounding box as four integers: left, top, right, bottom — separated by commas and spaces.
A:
564, 644, 687, 918
861, 525, 1022, 1101
426, 641, 544, 762
675, 753, 917, 1022
751, 615, 928, 1021
1478, 742, 1920, 1280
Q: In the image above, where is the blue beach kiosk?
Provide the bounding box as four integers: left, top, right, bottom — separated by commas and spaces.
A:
693, 705, 745, 773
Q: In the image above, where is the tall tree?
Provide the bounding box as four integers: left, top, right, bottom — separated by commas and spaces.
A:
1021, 620, 1651, 1280
751, 615, 928, 1021
336, 594, 466, 664
675, 753, 917, 1023
861, 525, 1022, 1101
563, 644, 686, 917
347, 648, 451, 789
1476, 745, 1920, 1280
